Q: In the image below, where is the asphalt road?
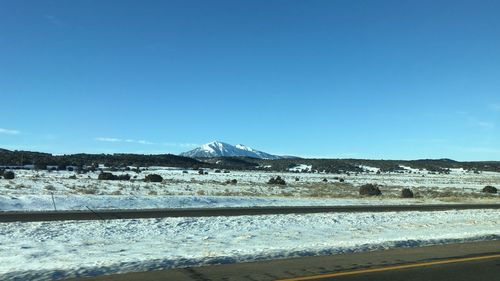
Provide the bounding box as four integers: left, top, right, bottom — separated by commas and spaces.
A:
66, 240, 500, 281
2, 203, 500, 222
295, 257, 500, 281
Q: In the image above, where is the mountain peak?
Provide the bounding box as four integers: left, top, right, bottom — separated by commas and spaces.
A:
180, 141, 280, 159
200, 141, 229, 153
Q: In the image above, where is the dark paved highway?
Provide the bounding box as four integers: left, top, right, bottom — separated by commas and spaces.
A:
2, 203, 500, 222
66, 240, 500, 281
293, 256, 500, 281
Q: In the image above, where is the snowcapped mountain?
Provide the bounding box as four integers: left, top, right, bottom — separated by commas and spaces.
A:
180, 141, 281, 159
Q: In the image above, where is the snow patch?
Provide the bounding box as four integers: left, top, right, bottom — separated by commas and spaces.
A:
1, 210, 499, 280
359, 165, 380, 173
289, 164, 312, 172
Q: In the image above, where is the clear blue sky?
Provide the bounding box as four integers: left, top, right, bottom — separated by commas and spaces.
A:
1, 0, 499, 160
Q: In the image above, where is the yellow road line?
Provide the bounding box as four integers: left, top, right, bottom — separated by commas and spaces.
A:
276, 253, 500, 281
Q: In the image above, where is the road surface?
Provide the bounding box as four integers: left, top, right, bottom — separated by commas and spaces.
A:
66, 240, 500, 281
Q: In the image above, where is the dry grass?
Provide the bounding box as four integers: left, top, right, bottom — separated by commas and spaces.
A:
76, 187, 97, 194
15, 184, 29, 189
302, 182, 356, 198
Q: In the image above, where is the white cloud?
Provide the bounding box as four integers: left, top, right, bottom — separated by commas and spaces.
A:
476, 121, 495, 129
44, 14, 63, 26
162, 142, 199, 148
95, 137, 156, 145
136, 140, 154, 145
95, 137, 122, 142
465, 116, 496, 129
95, 138, 199, 147
489, 103, 500, 111
0, 128, 20, 135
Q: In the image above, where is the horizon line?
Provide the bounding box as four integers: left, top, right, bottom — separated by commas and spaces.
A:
1, 147, 498, 162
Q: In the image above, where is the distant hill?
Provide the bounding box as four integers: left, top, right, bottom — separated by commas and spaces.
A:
1, 148, 499, 173
180, 141, 281, 159
0, 149, 206, 169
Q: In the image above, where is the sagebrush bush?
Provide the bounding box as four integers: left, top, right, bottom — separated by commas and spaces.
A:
268, 176, 286, 185
401, 188, 414, 198
359, 184, 382, 196
97, 172, 130, 181
117, 174, 131, 181
98, 172, 116, 180
225, 179, 237, 185
144, 174, 163, 183
3, 171, 15, 180
482, 186, 497, 194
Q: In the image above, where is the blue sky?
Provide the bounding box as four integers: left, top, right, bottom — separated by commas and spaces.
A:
1, 0, 499, 160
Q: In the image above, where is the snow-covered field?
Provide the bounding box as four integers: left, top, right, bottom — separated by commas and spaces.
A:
0, 195, 448, 211
0, 167, 498, 211
1, 210, 499, 281
0, 168, 498, 280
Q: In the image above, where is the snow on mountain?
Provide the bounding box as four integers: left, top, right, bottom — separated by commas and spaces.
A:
180, 141, 281, 159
